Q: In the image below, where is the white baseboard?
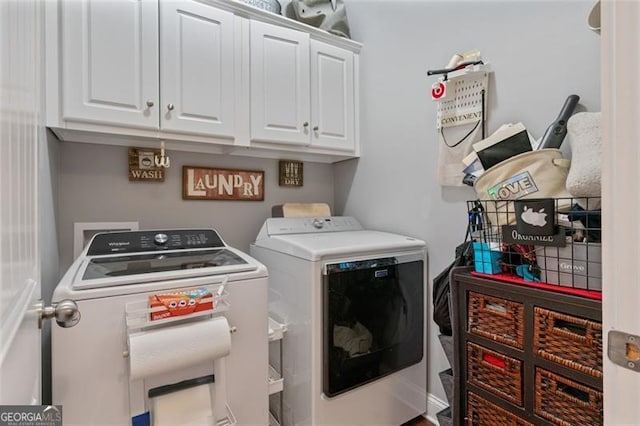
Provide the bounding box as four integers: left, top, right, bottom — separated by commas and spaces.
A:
426, 393, 448, 425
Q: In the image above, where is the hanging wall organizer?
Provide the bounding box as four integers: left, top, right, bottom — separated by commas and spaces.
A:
428, 54, 491, 187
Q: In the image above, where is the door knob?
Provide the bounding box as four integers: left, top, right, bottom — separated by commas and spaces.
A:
303, 122, 309, 128
38, 299, 81, 329
146, 100, 154, 108
313, 126, 319, 131
167, 103, 174, 111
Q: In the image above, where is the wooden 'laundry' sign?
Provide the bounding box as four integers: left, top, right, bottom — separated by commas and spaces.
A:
182, 166, 264, 201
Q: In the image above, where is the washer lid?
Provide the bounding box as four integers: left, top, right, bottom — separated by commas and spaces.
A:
73, 247, 259, 290
252, 229, 425, 261
68, 229, 262, 290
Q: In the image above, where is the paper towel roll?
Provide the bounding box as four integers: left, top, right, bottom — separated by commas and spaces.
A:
129, 317, 231, 380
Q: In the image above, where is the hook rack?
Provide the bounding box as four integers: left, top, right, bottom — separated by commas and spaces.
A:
155, 141, 171, 168
427, 60, 484, 82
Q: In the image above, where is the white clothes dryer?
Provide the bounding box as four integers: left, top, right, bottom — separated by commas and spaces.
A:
251, 217, 427, 426
52, 229, 268, 426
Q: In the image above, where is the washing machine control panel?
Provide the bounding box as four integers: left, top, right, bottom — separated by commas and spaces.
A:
154, 233, 169, 245
87, 229, 225, 255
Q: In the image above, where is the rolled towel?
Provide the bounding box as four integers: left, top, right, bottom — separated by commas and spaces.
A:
566, 112, 601, 209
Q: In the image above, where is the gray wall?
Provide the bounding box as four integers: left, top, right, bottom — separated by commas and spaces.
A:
48, 139, 333, 402
336, 0, 601, 415
56, 142, 334, 272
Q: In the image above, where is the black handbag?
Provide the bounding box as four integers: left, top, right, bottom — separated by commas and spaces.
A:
432, 227, 474, 336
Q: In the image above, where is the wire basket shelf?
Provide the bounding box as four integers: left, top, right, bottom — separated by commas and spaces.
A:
466, 197, 602, 294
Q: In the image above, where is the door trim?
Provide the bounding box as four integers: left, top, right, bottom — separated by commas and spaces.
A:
601, 0, 640, 423
0, 279, 38, 365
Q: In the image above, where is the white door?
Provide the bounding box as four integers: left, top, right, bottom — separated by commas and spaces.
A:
62, 0, 159, 130
160, 0, 235, 137
0, 0, 43, 404
250, 20, 310, 145
601, 1, 640, 423
310, 40, 355, 152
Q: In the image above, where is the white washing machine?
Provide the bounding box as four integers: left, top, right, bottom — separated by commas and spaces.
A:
250, 217, 427, 426
52, 229, 268, 426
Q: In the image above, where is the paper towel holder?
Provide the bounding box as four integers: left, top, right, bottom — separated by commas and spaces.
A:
122, 325, 237, 358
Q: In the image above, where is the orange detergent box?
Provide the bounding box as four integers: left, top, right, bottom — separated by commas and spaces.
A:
149, 288, 214, 321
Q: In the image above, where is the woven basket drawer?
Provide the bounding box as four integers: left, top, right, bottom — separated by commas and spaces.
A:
468, 292, 524, 349
535, 369, 603, 425
533, 307, 603, 378
467, 342, 523, 406
467, 392, 533, 426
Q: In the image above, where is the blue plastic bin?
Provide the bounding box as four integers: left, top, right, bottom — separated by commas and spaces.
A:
472, 242, 501, 274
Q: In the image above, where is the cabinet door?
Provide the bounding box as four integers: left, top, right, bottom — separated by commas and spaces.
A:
310, 40, 355, 151
62, 0, 159, 129
250, 20, 310, 145
160, 1, 235, 137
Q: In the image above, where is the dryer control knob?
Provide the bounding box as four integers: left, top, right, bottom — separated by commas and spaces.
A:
312, 218, 325, 229
154, 233, 169, 245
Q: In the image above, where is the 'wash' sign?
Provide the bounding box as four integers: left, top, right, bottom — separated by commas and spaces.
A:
183, 166, 264, 201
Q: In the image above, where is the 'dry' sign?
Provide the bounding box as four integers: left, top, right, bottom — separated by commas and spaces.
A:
183, 166, 264, 201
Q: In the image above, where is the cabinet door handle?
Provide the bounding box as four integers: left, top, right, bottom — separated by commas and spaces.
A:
146, 100, 154, 108
167, 103, 175, 111
313, 126, 319, 131
303, 122, 309, 128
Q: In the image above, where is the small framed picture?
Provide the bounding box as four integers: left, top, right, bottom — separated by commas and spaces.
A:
128, 147, 165, 182
279, 160, 303, 187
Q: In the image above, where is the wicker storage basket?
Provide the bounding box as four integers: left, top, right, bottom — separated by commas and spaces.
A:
533, 307, 603, 378
467, 392, 533, 426
468, 292, 524, 349
467, 342, 523, 406
535, 369, 603, 425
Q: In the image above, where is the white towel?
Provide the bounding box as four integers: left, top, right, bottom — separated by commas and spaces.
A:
566, 112, 601, 209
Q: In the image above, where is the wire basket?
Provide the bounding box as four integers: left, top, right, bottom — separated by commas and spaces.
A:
467, 197, 602, 293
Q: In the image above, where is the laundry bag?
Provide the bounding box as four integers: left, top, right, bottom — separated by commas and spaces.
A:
474, 149, 573, 226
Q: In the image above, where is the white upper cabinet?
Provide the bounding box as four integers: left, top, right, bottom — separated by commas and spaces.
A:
310, 40, 355, 151
61, 0, 159, 129
250, 20, 310, 145
160, 1, 235, 137
50, 0, 361, 162
249, 20, 357, 153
